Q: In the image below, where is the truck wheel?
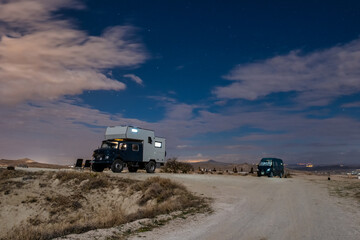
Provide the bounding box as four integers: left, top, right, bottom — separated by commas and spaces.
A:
92, 164, 104, 172
128, 166, 138, 173
268, 171, 274, 178
145, 161, 156, 173
111, 159, 124, 173
279, 172, 283, 178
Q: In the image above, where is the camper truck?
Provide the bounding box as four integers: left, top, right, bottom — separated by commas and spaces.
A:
91, 126, 166, 173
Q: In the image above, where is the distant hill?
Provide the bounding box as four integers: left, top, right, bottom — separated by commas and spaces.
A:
190, 160, 257, 172
0, 158, 69, 169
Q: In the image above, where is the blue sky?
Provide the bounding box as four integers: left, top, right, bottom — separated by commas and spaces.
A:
1, 0, 360, 165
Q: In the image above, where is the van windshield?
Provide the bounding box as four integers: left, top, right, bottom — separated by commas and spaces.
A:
259, 160, 272, 166
101, 141, 118, 149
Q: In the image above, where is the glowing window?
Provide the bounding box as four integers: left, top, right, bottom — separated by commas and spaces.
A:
119, 143, 127, 150
131, 128, 138, 133
155, 141, 162, 148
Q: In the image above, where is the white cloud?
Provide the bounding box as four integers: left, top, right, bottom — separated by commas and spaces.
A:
0, 99, 149, 164
176, 145, 189, 149
1, 98, 360, 164
0, 0, 147, 105
123, 74, 144, 85
214, 39, 360, 106
341, 101, 360, 108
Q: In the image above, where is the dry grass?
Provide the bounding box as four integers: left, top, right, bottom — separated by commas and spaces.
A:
1, 170, 210, 240
0, 168, 43, 181
0, 169, 44, 194
162, 158, 194, 173
328, 180, 360, 202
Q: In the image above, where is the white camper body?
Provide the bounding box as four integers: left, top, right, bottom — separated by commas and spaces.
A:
105, 126, 166, 163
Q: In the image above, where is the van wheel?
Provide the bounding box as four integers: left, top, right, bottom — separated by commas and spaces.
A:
268, 171, 274, 178
145, 161, 156, 173
128, 166, 138, 173
279, 172, 283, 178
92, 164, 104, 172
111, 159, 124, 173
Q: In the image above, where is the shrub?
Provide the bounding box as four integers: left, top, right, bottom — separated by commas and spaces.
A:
162, 158, 194, 173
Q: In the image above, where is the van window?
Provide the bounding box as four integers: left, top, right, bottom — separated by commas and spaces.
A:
155, 141, 162, 148
259, 160, 272, 166
132, 144, 139, 151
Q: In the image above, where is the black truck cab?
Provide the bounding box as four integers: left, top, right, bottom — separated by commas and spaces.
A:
92, 139, 146, 173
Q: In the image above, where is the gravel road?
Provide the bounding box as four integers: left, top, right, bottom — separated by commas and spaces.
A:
115, 172, 360, 240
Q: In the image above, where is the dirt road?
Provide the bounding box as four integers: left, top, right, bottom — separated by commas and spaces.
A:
114, 172, 360, 240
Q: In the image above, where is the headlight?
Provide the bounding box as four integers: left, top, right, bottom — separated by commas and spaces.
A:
266, 168, 270, 172
105, 155, 109, 160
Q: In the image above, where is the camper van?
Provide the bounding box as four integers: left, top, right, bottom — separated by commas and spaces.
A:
257, 158, 284, 178
91, 126, 166, 173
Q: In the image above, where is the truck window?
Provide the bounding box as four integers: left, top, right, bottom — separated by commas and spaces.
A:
119, 143, 127, 150
155, 141, 162, 148
132, 144, 139, 151
101, 141, 118, 149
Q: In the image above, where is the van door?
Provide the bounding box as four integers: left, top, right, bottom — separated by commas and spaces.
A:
273, 160, 278, 175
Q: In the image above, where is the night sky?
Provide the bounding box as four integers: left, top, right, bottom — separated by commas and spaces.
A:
1, 0, 360, 165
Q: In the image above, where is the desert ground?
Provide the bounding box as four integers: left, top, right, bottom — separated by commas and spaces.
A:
1, 168, 360, 240
117, 172, 360, 240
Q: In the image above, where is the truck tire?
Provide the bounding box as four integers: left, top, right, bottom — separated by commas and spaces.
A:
145, 161, 156, 173
268, 171, 274, 178
128, 166, 138, 173
92, 164, 104, 172
279, 172, 283, 178
111, 159, 124, 173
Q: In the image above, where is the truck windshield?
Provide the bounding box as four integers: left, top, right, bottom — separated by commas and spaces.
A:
259, 160, 272, 166
101, 141, 118, 149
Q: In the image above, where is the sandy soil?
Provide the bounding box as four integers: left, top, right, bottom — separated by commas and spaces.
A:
3, 168, 359, 240
0, 168, 206, 240
110, 172, 360, 240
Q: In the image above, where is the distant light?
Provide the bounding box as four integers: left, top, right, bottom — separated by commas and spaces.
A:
131, 129, 138, 133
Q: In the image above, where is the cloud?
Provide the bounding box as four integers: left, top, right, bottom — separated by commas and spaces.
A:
0, 99, 149, 164
176, 145, 189, 149
214, 39, 360, 106
341, 101, 360, 108
123, 74, 144, 86
1, 97, 360, 164
0, 0, 147, 105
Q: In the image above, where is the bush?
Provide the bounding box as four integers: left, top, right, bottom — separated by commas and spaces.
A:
162, 158, 194, 173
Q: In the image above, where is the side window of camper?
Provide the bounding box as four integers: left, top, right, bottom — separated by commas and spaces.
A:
155, 141, 162, 148
132, 144, 139, 151
148, 137, 152, 144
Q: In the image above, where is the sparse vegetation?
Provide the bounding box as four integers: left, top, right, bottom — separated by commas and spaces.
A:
328, 180, 360, 202
284, 171, 292, 178
0, 169, 210, 240
0, 168, 44, 181
162, 158, 194, 173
